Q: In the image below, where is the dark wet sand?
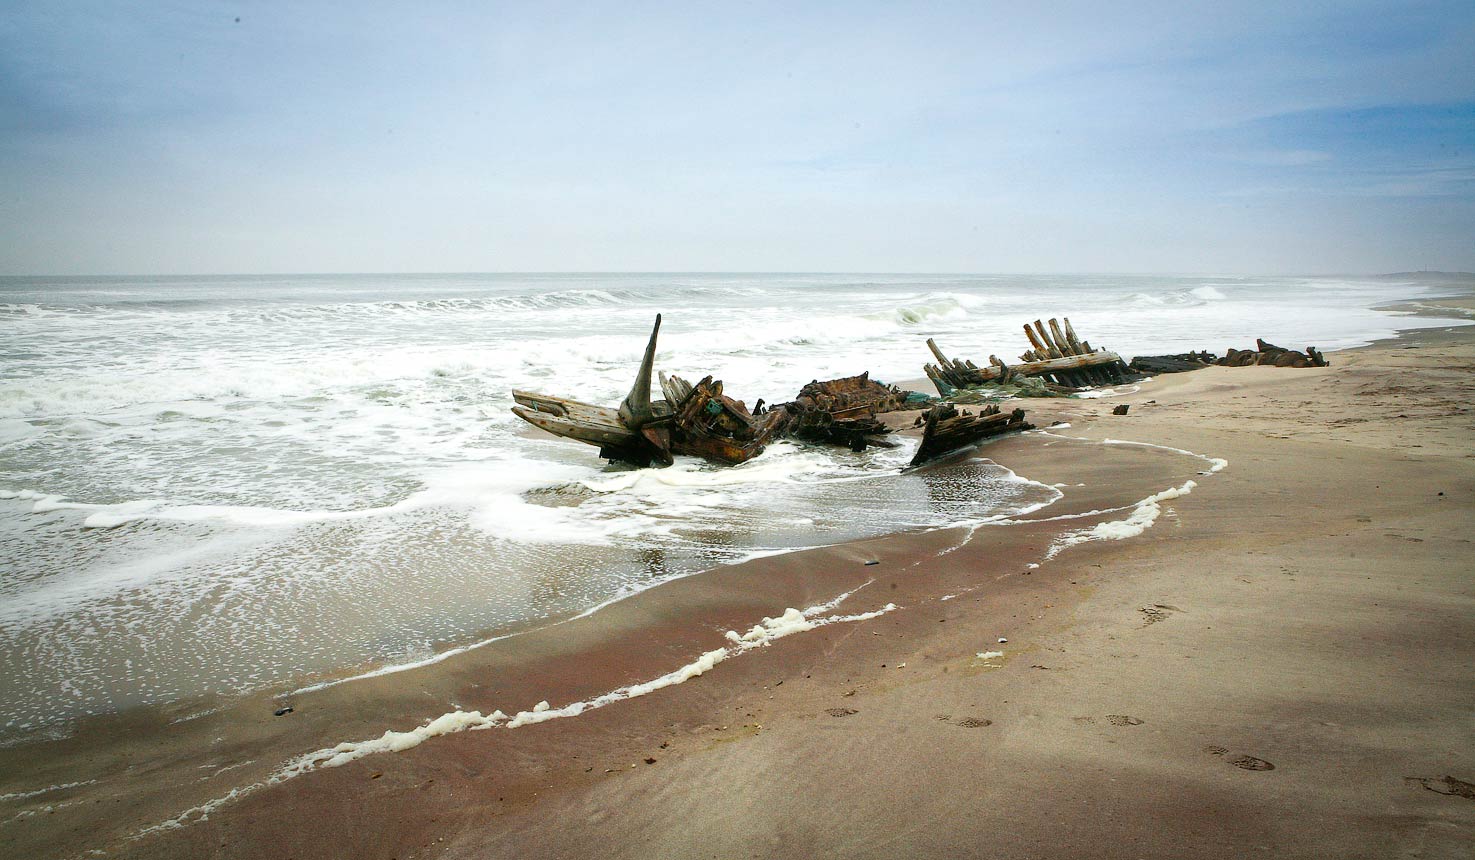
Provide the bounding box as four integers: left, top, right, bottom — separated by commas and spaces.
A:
4, 309, 1473, 860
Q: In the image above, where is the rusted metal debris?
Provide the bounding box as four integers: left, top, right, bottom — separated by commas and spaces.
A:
1130, 340, 1329, 373
512, 315, 783, 467
1128, 351, 1218, 374
1220, 339, 1328, 368
663, 372, 784, 464
909, 403, 1033, 468
512, 317, 1033, 468
772, 373, 910, 452
924, 317, 1135, 395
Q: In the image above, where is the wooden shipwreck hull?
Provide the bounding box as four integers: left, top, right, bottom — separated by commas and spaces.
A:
772, 372, 910, 452
512, 315, 782, 467
514, 315, 1035, 470
663, 373, 785, 464
924, 317, 1135, 394
909, 403, 1033, 468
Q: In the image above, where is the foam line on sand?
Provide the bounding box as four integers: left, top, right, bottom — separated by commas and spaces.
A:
134, 585, 898, 839
1046, 480, 1198, 559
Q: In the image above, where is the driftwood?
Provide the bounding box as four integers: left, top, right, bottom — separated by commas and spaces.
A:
512, 315, 783, 466
924, 317, 1133, 395
1218, 339, 1329, 368
909, 403, 1032, 467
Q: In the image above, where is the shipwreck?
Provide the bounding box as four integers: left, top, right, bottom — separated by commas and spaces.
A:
512, 315, 783, 468
923, 317, 1136, 395
511, 315, 1031, 470
1129, 339, 1330, 374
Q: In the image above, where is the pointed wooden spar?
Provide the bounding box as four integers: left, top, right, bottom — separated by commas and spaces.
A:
1051, 320, 1095, 384
1063, 318, 1084, 354
1058, 319, 1104, 383
1042, 320, 1066, 357
926, 337, 952, 366
619, 313, 661, 429
658, 370, 692, 408
1022, 323, 1049, 356
924, 364, 951, 394
1048, 319, 1074, 356
1033, 320, 1063, 358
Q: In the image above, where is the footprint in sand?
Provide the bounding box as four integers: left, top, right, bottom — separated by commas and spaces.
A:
1405, 776, 1475, 800
935, 713, 992, 728
1139, 604, 1183, 625
1205, 746, 1275, 771
1106, 714, 1145, 726
953, 717, 993, 728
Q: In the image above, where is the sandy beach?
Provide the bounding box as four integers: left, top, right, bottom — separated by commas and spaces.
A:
4, 302, 1472, 860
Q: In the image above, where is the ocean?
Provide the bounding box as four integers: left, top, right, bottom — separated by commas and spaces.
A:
0, 272, 1459, 737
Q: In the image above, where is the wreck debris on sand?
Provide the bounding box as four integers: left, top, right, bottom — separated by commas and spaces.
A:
1219, 339, 1329, 368
660, 372, 785, 464
1130, 339, 1329, 373
772, 373, 912, 452
512, 315, 783, 467
1128, 351, 1219, 374
923, 317, 1135, 396
511, 316, 1034, 469
908, 403, 1033, 468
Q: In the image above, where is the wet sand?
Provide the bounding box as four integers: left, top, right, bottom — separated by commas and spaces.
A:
4, 307, 1473, 859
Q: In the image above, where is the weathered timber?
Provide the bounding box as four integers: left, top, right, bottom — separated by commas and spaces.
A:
1215, 339, 1329, 369
658, 370, 693, 407
511, 392, 646, 449
774, 372, 909, 451
1128, 351, 1218, 374
1130, 340, 1328, 372
909, 403, 1033, 467
1063, 318, 1085, 354
1047, 319, 1070, 357
512, 315, 780, 467
791, 372, 908, 415
925, 318, 1135, 395
618, 314, 662, 429
668, 375, 784, 464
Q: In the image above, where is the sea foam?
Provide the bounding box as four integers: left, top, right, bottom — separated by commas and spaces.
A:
135, 586, 897, 837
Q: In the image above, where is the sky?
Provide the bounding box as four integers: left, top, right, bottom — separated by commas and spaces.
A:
1, 1, 1472, 275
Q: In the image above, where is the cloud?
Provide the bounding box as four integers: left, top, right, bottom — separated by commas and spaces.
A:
0, 1, 1472, 274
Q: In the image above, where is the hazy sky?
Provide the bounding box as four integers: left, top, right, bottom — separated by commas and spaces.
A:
2, 1, 1472, 274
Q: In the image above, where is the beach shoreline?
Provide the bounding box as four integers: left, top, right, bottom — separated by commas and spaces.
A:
4, 296, 1473, 859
